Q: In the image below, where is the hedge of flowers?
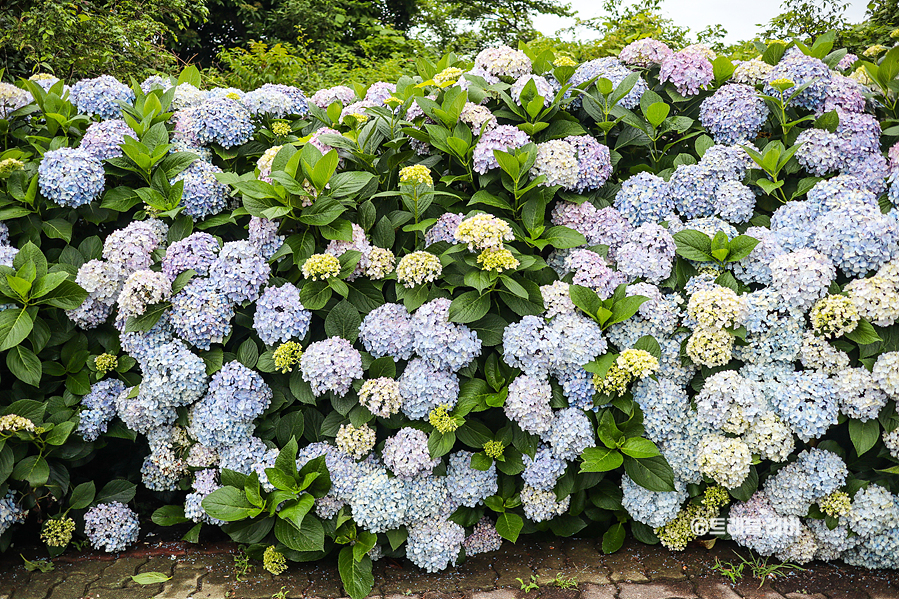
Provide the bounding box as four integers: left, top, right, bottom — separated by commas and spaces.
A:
1, 32, 899, 596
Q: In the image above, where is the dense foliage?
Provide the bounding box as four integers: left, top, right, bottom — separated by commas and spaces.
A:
2, 0, 898, 92
4, 31, 899, 599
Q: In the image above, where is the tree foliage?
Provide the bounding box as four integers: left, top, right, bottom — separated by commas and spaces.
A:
0, 0, 206, 80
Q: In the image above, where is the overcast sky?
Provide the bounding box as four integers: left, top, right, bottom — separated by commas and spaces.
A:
533, 0, 871, 44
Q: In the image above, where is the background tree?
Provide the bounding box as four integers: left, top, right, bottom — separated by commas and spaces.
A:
0, 0, 207, 80
412, 0, 574, 53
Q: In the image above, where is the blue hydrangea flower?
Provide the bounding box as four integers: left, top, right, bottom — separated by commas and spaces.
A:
505, 374, 553, 435
79, 119, 134, 160
78, 379, 127, 441
621, 474, 687, 528
503, 315, 560, 376
300, 337, 363, 397
700, 144, 753, 180
170, 278, 234, 350
253, 284, 311, 346
795, 129, 848, 176
544, 407, 593, 460
568, 58, 647, 108
729, 492, 801, 556
84, 502, 140, 552
614, 172, 673, 227
473, 125, 530, 174
668, 164, 718, 219
0, 491, 25, 536
185, 469, 224, 525
411, 298, 482, 372
349, 466, 409, 533
402, 475, 454, 525
189, 361, 272, 448
398, 358, 459, 419
38, 147, 105, 208
209, 240, 270, 304
359, 303, 415, 361
700, 84, 769, 144
552, 202, 633, 255
555, 366, 596, 410
70, 75, 134, 119
764, 49, 831, 111
162, 232, 220, 281
177, 98, 255, 148
565, 135, 612, 192
632, 377, 689, 445
172, 159, 230, 221
769, 201, 816, 252
522, 446, 567, 490
243, 84, 308, 117
763, 448, 847, 516
444, 450, 497, 507
549, 312, 608, 369
384, 427, 438, 478
248, 217, 284, 260
769, 370, 838, 442
405, 519, 465, 573
812, 198, 899, 277
843, 485, 899, 538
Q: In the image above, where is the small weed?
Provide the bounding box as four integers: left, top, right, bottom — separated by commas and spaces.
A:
712, 551, 804, 588
711, 557, 745, 584
549, 574, 578, 589
516, 575, 539, 593
272, 586, 288, 599
234, 546, 254, 581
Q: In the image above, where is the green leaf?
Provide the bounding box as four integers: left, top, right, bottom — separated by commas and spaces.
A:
45, 421, 75, 445
7, 346, 42, 387
69, 481, 95, 510
644, 102, 670, 127
132, 573, 172, 585
324, 300, 362, 342
300, 280, 332, 311
447, 290, 491, 324
580, 447, 624, 472
96, 479, 137, 504
601, 522, 625, 554
338, 546, 374, 599
32, 280, 87, 310
151, 505, 189, 526
672, 230, 713, 262
274, 515, 325, 552
170, 269, 197, 295
41, 219, 73, 242
201, 487, 259, 521
0, 308, 34, 352
623, 455, 675, 492
428, 430, 456, 459
620, 437, 660, 459
495, 512, 524, 542
541, 226, 587, 249
633, 335, 661, 359
237, 338, 259, 369
569, 284, 601, 320
845, 320, 882, 345
12, 455, 49, 487
848, 418, 880, 456
726, 235, 761, 263
29, 272, 69, 299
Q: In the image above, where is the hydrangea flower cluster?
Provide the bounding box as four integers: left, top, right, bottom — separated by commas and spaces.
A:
38, 148, 105, 208
83, 502, 140, 552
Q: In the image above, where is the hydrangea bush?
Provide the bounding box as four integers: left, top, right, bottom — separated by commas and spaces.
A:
2, 36, 899, 595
